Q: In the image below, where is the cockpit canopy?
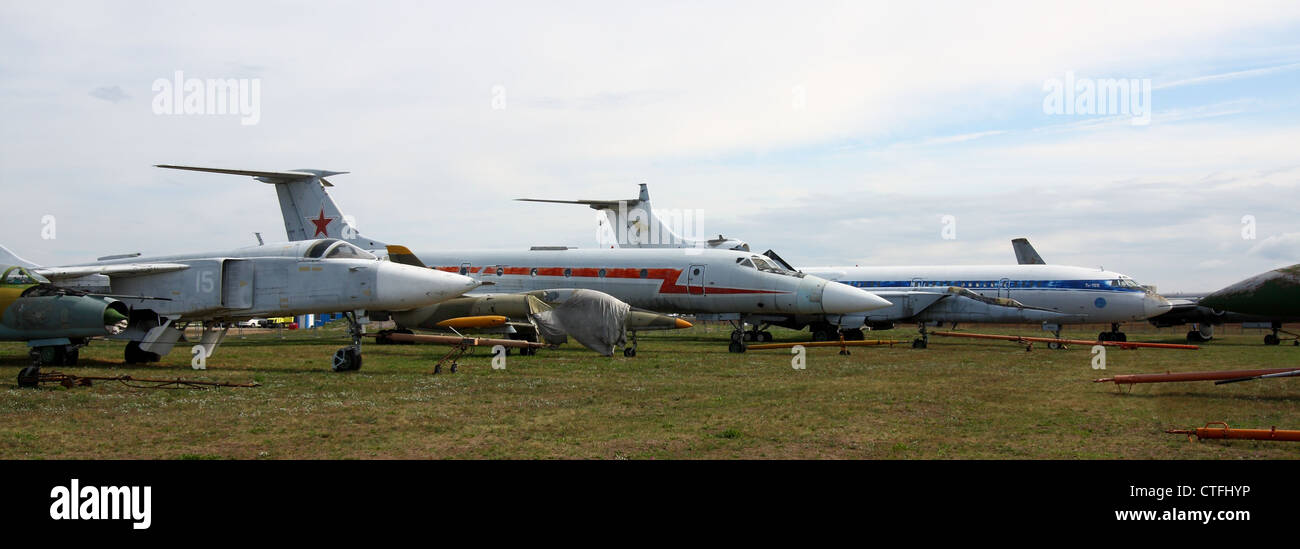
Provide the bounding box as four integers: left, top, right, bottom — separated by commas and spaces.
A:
736, 255, 803, 277
304, 239, 377, 261
1, 266, 49, 285
1111, 278, 1143, 289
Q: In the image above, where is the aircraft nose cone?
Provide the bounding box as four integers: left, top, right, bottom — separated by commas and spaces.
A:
819, 282, 892, 314
376, 262, 480, 310
1145, 294, 1173, 318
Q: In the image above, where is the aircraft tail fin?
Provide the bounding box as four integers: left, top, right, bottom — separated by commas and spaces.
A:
156, 165, 388, 251
0, 244, 40, 269
516, 184, 749, 251
1012, 238, 1046, 265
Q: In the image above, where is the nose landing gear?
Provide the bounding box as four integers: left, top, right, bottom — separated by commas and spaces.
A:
331, 311, 365, 372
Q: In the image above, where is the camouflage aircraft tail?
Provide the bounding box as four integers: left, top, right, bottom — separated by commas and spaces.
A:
155, 165, 388, 251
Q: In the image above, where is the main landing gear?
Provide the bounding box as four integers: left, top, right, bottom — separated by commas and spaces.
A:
1045, 327, 1067, 350
812, 324, 863, 342
331, 312, 364, 372
1263, 322, 1299, 346
742, 323, 775, 343
728, 320, 759, 353
1097, 323, 1127, 342
912, 323, 929, 349
624, 330, 639, 357
124, 340, 162, 364
1186, 323, 1214, 343
17, 341, 87, 387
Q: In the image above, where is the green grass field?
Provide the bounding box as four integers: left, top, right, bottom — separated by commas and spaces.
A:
2, 323, 1298, 459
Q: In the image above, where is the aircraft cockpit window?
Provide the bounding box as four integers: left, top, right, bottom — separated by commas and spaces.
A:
324, 241, 377, 260
1, 266, 46, 285
306, 239, 339, 258
1114, 278, 1142, 289
738, 258, 756, 269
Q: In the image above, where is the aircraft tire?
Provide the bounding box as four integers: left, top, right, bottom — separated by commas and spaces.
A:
1265, 334, 1280, 346
623, 347, 636, 357
17, 366, 41, 388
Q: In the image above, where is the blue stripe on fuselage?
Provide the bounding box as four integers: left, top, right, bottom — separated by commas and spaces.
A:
840, 280, 1145, 292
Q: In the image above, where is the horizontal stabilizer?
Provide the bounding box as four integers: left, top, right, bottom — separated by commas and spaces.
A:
515, 198, 640, 209
0, 244, 40, 268
156, 165, 347, 186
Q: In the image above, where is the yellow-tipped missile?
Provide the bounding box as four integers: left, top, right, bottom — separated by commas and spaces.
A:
435, 315, 510, 329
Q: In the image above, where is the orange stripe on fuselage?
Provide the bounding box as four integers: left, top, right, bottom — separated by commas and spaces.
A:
430, 265, 786, 295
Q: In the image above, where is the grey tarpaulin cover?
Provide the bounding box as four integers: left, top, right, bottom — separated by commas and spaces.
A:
530, 289, 630, 356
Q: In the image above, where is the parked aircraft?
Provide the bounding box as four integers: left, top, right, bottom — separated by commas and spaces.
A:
1012, 240, 1300, 345
0, 239, 479, 372
0, 263, 129, 368
519, 185, 1172, 347
153, 166, 892, 353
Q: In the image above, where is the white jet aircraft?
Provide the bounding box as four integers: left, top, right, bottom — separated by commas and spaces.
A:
519, 184, 1173, 348
155, 166, 893, 354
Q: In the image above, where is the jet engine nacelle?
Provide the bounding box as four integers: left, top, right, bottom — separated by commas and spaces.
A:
0, 295, 128, 340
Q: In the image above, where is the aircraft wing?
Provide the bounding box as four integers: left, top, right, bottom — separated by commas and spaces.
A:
871, 287, 1056, 311
34, 263, 191, 280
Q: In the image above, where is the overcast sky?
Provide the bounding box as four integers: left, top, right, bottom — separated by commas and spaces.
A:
2, 1, 1299, 293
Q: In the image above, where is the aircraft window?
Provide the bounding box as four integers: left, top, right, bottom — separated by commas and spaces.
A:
324, 241, 377, 260
598, 269, 607, 278
1, 267, 45, 285
530, 268, 538, 277
693, 268, 701, 276
639, 269, 648, 279
749, 256, 797, 276
564, 268, 572, 278
460, 265, 470, 275
496, 267, 504, 276
306, 239, 338, 258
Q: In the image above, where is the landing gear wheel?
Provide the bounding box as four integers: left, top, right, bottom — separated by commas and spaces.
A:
911, 339, 927, 349
1097, 332, 1110, 342
434, 364, 442, 374
17, 366, 40, 388
742, 331, 756, 342
728, 340, 746, 353
1265, 334, 1281, 345
1047, 341, 1062, 350
623, 347, 637, 357
124, 341, 160, 364
841, 329, 865, 341
759, 331, 774, 342
331, 347, 362, 372
450, 363, 458, 374
1187, 330, 1211, 343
